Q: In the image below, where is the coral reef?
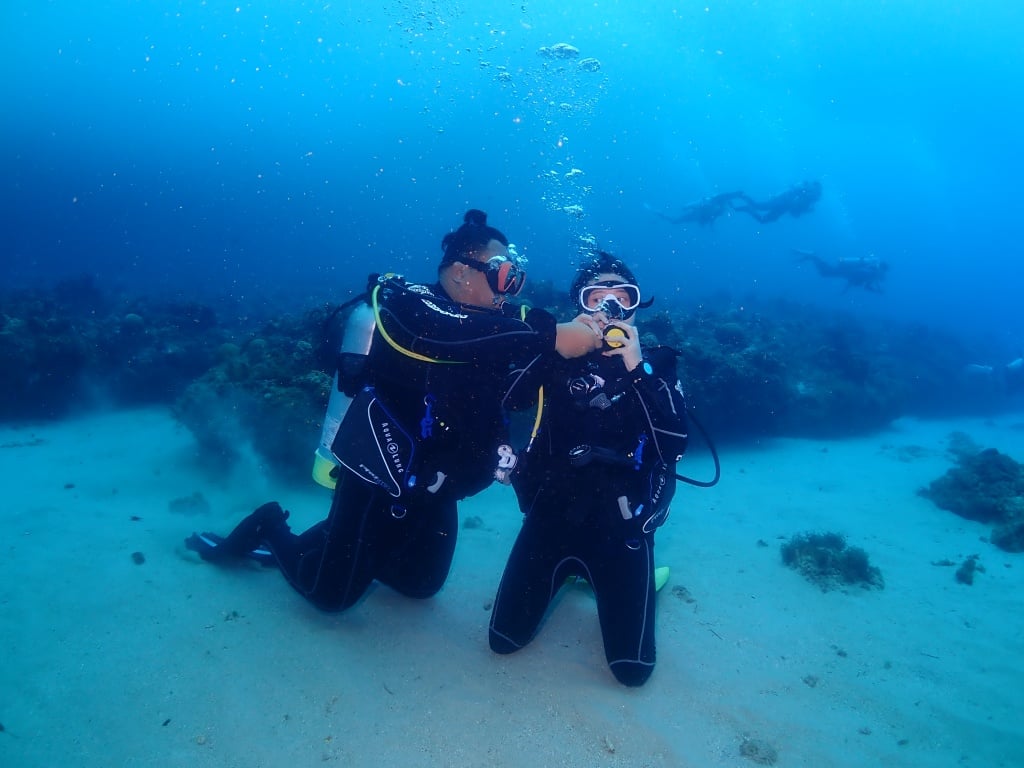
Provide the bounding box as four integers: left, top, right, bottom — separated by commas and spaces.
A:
946, 430, 983, 462
670, 300, 922, 439
780, 532, 885, 591
919, 441, 1024, 552
739, 737, 779, 765
991, 521, 1024, 552
0, 276, 230, 420
172, 307, 337, 482
2, 276, 1020, 481
955, 555, 984, 585
520, 291, 987, 441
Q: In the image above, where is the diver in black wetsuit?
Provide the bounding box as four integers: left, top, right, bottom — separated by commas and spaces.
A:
651, 190, 745, 227
733, 180, 822, 223
185, 210, 602, 612
489, 251, 689, 687
963, 354, 1024, 395
794, 249, 889, 293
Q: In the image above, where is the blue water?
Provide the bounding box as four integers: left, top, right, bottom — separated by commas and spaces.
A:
3, 1, 1021, 344
4, 7, 1024, 765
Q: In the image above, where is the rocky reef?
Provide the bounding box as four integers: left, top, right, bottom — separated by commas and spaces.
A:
0, 275, 230, 420
2, 276, 1019, 481
172, 306, 339, 483
919, 438, 1024, 553
780, 532, 885, 592
528, 283, 994, 441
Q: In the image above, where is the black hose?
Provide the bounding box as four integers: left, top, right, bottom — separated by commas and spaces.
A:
674, 406, 721, 488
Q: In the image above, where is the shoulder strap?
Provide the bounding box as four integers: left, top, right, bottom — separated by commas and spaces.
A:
370, 279, 464, 365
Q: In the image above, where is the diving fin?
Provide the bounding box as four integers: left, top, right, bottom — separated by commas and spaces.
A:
654, 565, 670, 592
184, 532, 276, 566
565, 564, 671, 593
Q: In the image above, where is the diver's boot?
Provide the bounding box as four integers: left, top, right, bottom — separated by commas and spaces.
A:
185, 502, 290, 563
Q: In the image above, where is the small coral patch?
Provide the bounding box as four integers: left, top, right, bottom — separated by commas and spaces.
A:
780, 531, 884, 591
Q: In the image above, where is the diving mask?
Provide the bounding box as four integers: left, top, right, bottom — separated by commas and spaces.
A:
579, 281, 641, 320
464, 246, 527, 296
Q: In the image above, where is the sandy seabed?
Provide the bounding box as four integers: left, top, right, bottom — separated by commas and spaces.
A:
2, 406, 1022, 767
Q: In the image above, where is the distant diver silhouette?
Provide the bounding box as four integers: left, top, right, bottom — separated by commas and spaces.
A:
964, 355, 1024, 394
733, 180, 822, 223
794, 249, 889, 293
650, 191, 745, 227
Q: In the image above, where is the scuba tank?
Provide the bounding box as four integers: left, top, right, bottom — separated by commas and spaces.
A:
312, 301, 376, 489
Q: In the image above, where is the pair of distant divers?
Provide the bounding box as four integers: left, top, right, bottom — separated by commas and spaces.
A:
964, 355, 1024, 395
651, 180, 822, 228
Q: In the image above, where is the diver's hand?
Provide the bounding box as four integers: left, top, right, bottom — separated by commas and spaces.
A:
574, 312, 604, 333
602, 323, 642, 371
555, 318, 603, 358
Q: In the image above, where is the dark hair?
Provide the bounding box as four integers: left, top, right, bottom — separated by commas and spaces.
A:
439, 209, 509, 266
570, 250, 639, 300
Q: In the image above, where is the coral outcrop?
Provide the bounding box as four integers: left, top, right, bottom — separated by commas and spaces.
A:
919, 441, 1024, 553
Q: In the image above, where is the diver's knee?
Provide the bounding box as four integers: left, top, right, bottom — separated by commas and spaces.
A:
396, 582, 442, 600
489, 629, 521, 655
610, 660, 654, 687
390, 565, 449, 599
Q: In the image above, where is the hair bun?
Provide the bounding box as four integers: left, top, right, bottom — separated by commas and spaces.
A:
464, 209, 488, 226
439, 208, 509, 265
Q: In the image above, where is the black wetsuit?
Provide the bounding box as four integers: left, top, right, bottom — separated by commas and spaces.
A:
655, 191, 744, 227
489, 345, 688, 686
734, 181, 821, 223
237, 277, 557, 612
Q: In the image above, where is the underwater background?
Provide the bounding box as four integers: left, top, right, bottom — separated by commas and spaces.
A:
3, 6, 1024, 766
4, 0, 1021, 344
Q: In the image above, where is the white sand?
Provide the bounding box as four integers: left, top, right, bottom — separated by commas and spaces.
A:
2, 407, 1022, 767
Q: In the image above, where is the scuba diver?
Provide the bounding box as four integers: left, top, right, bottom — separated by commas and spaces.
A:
1004, 356, 1024, 393
794, 249, 889, 293
733, 180, 822, 223
964, 354, 1024, 395
185, 209, 602, 612
488, 251, 690, 687
650, 190, 745, 227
